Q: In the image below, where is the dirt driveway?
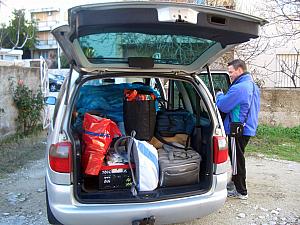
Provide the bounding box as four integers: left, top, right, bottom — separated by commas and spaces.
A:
0, 156, 299, 225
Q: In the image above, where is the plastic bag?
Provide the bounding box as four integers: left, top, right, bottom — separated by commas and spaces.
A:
82, 113, 122, 175
132, 139, 159, 192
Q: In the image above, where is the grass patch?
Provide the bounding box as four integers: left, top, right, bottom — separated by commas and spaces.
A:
0, 131, 46, 178
246, 125, 300, 162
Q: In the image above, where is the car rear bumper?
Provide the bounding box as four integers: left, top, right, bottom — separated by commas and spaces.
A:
46, 173, 227, 225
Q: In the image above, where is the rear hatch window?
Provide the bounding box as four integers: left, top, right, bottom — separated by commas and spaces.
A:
79, 33, 216, 65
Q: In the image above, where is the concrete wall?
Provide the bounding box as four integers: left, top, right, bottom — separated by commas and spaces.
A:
0, 61, 40, 138
260, 88, 300, 127
1, 62, 299, 138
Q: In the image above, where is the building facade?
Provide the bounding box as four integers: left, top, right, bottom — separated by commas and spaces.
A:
235, 0, 300, 88
30, 7, 66, 68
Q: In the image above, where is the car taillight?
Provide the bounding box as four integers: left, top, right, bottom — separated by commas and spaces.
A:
213, 136, 228, 164
49, 141, 72, 173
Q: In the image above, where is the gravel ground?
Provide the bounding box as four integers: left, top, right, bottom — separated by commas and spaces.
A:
0, 156, 299, 225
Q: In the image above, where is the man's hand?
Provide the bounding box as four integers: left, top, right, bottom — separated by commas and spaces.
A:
215, 89, 224, 99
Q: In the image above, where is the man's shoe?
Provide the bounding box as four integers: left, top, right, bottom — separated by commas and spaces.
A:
227, 181, 236, 192
237, 194, 248, 200
227, 190, 248, 200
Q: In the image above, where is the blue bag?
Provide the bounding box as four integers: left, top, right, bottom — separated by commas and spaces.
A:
73, 83, 160, 132
155, 109, 196, 137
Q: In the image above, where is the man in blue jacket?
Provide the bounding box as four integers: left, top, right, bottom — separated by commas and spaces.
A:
216, 59, 260, 200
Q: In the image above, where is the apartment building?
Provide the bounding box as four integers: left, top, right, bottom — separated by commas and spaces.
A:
30, 7, 65, 68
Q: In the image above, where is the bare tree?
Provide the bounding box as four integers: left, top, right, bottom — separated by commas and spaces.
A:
233, 0, 300, 87
273, 0, 300, 38
200, 0, 300, 87
278, 48, 300, 87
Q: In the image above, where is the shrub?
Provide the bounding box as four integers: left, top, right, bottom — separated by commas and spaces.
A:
9, 79, 44, 135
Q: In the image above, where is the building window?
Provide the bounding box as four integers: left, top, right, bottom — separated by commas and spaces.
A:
276, 54, 300, 88
41, 51, 49, 59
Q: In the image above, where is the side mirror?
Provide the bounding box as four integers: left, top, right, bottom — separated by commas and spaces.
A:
44, 96, 56, 105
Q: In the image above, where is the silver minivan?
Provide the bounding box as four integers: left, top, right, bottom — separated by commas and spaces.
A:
45, 2, 265, 225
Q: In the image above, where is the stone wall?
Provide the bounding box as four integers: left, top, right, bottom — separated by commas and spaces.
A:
0, 61, 40, 138
260, 88, 300, 127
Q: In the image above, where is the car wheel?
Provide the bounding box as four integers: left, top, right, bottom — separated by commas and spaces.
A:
46, 189, 63, 225
50, 84, 57, 92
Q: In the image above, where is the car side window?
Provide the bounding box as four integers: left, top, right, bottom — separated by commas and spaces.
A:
52, 78, 67, 126
173, 82, 185, 109
182, 81, 210, 120
165, 80, 185, 110
198, 73, 230, 93
174, 82, 184, 109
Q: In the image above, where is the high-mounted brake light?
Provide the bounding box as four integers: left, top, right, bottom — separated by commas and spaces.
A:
49, 141, 72, 173
213, 136, 228, 164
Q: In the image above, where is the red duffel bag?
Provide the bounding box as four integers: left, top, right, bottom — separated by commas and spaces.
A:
82, 113, 122, 175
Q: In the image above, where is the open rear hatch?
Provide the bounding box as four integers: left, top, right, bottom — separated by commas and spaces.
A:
52, 2, 266, 74
52, 2, 266, 203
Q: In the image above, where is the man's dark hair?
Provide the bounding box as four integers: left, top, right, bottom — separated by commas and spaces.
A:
227, 59, 247, 72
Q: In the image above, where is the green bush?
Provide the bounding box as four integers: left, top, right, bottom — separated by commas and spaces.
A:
9, 79, 44, 135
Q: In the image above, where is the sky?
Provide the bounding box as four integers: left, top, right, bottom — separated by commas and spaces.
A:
2, 0, 122, 9
0, 0, 119, 24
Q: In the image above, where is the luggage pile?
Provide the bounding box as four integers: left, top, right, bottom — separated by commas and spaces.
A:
78, 84, 202, 194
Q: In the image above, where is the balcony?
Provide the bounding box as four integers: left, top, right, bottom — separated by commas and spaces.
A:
37, 21, 59, 31
36, 39, 58, 49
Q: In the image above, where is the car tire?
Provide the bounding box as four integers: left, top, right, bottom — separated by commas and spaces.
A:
46, 189, 63, 225
50, 84, 57, 92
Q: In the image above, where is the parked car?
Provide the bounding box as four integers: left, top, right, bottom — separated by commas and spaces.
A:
49, 73, 65, 92
44, 2, 265, 225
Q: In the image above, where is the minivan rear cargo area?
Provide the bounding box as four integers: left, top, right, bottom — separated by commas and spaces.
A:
69, 75, 214, 203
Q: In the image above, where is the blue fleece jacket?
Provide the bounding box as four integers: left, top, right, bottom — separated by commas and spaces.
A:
216, 73, 260, 136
